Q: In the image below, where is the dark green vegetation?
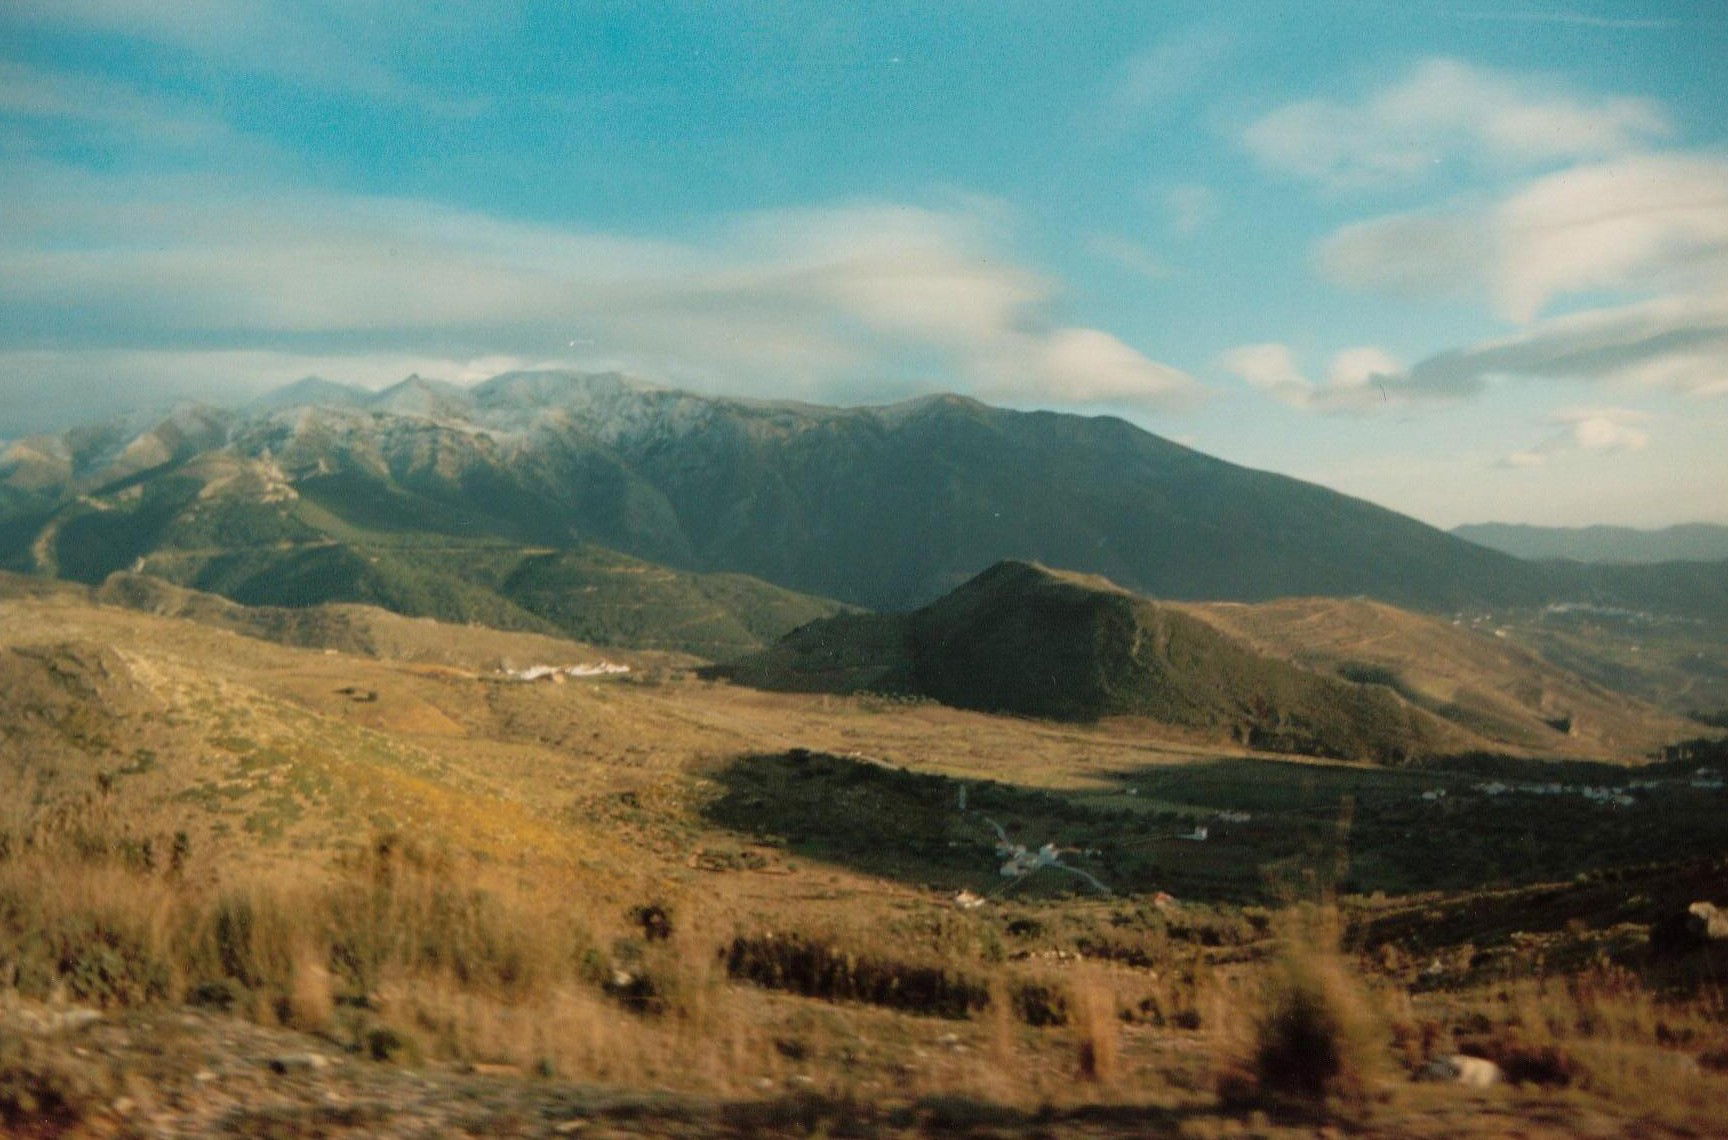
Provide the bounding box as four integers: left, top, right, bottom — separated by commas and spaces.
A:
1455, 522, 1728, 564
723, 561, 1475, 763
6, 371, 1723, 631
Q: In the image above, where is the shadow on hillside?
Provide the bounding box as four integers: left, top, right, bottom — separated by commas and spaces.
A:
700, 749, 1264, 901
1100, 747, 1728, 897
703, 748, 1728, 902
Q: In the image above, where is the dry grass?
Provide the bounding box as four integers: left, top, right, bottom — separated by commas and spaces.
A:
1437, 961, 1728, 1126
4, 593, 1726, 1133
1068, 966, 1120, 1085
1217, 904, 1390, 1116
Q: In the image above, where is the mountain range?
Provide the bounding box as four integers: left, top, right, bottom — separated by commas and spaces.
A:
1454, 522, 1728, 565
3, 371, 1724, 650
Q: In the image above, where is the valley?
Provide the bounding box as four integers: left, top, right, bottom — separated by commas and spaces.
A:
3, 568, 1726, 1137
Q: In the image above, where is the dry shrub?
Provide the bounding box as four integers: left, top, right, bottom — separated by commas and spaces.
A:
724, 931, 989, 1018
0, 859, 180, 1006
1068, 967, 1119, 1084
986, 976, 1017, 1070
286, 940, 335, 1032
1124, 953, 1214, 1030
1219, 905, 1388, 1114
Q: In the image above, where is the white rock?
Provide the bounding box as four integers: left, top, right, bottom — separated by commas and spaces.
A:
1418, 1054, 1502, 1088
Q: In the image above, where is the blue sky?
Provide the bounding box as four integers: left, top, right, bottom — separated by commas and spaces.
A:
3, 1, 1726, 527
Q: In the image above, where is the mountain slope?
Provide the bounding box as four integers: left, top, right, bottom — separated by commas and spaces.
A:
0, 438, 846, 658
1172, 596, 1692, 757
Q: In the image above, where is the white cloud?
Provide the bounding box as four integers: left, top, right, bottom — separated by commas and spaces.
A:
1493, 154, 1728, 321
1501, 406, 1652, 467
1018, 328, 1203, 407
1219, 342, 1400, 412
1318, 152, 1728, 404
1326, 154, 1728, 321
1243, 58, 1671, 190
0, 163, 1205, 420
1382, 291, 1728, 402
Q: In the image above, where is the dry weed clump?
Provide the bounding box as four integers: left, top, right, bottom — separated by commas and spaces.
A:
1218, 904, 1389, 1115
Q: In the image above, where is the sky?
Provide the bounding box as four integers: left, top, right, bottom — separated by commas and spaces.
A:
2, 1, 1726, 528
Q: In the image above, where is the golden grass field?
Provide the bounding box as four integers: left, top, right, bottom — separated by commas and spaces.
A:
2, 577, 1726, 1137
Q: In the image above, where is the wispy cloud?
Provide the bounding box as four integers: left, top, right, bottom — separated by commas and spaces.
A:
1161, 184, 1217, 237
0, 61, 228, 147
1243, 58, 1671, 190
0, 163, 1205, 420
1089, 23, 1236, 138
1322, 153, 1728, 321
1085, 234, 1169, 281
1219, 342, 1402, 412
1502, 406, 1653, 468
5, 0, 488, 107
0, 347, 559, 435
1445, 9, 1684, 30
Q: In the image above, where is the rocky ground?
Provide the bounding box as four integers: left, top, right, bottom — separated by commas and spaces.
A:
1, 998, 1704, 1140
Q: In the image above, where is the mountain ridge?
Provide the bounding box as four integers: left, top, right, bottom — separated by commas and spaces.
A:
4, 370, 1723, 626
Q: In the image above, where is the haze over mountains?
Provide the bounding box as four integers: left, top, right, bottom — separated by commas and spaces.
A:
2, 370, 1724, 646
1454, 523, 1728, 565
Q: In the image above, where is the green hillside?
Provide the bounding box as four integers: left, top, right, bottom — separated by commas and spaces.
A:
3, 447, 845, 659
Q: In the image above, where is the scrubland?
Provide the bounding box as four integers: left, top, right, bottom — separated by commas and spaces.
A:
2, 588, 1726, 1137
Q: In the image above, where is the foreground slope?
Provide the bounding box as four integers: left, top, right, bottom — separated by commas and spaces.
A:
3, 579, 1727, 1138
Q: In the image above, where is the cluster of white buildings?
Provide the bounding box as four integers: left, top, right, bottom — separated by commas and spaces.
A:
1416, 768, 1727, 808
502, 661, 631, 681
